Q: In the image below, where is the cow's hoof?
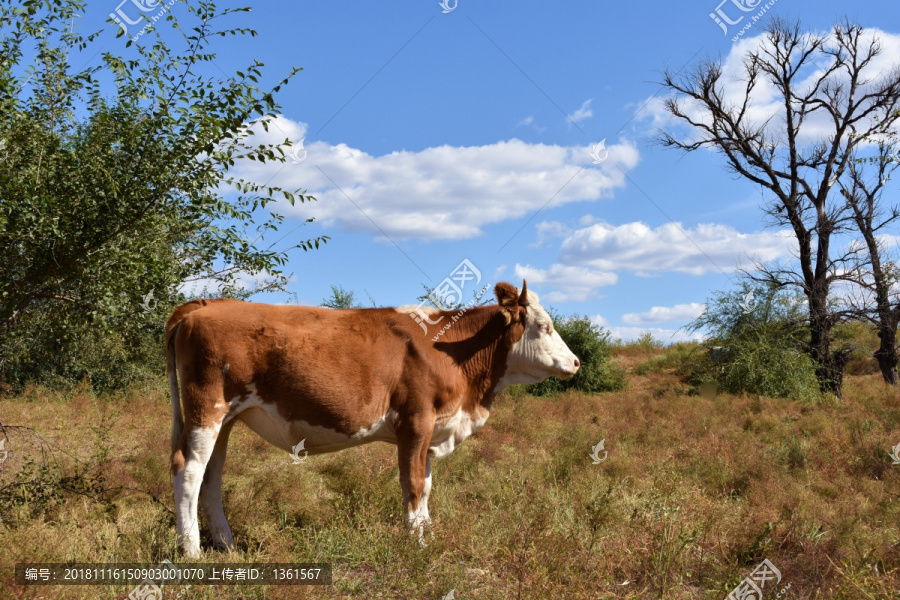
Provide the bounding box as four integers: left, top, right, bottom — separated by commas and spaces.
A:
408, 523, 433, 547
211, 535, 235, 552
212, 541, 235, 552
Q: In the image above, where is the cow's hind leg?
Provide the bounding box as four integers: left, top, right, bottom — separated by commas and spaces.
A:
173, 425, 219, 558
199, 420, 235, 551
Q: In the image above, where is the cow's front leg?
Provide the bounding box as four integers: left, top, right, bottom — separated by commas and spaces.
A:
397, 416, 433, 543
411, 456, 432, 534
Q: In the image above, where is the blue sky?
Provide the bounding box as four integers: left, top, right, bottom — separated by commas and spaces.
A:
80, 0, 900, 341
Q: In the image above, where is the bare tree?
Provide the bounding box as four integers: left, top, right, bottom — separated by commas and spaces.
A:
839, 138, 900, 383
658, 19, 900, 397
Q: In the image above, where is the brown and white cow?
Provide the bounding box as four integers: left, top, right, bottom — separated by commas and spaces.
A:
167, 281, 579, 558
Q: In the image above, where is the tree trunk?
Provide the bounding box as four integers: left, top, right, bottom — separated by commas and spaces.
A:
810, 337, 846, 398
808, 289, 847, 398
874, 329, 900, 385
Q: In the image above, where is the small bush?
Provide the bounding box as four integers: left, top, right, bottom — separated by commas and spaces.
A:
635, 331, 663, 349
320, 285, 362, 309
1, 306, 165, 393
527, 314, 625, 396
717, 336, 822, 402
834, 320, 881, 376
689, 281, 822, 402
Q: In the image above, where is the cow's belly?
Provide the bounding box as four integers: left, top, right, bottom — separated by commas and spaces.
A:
225, 385, 487, 460
428, 408, 489, 459
233, 401, 398, 455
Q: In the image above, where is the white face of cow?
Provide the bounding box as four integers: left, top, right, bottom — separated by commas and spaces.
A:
503, 288, 580, 385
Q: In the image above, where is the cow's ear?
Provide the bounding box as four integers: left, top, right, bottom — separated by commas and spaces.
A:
518, 280, 530, 307
495, 282, 521, 325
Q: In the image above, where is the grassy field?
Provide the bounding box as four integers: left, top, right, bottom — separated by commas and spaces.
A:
1, 344, 899, 599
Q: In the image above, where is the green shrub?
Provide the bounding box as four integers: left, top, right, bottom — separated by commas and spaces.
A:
1, 301, 166, 392
527, 314, 626, 396
717, 335, 821, 402
635, 331, 663, 349
833, 320, 881, 376
321, 285, 362, 309
688, 281, 821, 402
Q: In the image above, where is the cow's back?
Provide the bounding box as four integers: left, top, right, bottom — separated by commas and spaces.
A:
170, 300, 454, 437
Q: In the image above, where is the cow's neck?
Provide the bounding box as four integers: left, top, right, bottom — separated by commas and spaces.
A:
433, 306, 523, 412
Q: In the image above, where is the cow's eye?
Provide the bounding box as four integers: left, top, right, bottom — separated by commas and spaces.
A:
538, 323, 550, 333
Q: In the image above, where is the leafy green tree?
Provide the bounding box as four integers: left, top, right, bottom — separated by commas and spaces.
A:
527, 314, 625, 396
0, 0, 326, 389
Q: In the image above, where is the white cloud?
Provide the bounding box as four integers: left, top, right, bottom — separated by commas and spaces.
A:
233, 116, 641, 241
513, 263, 617, 303
516, 115, 546, 133
590, 315, 702, 343
530, 220, 571, 248
876, 233, 900, 251
622, 302, 706, 325
567, 98, 593, 125
605, 326, 704, 344
559, 221, 795, 276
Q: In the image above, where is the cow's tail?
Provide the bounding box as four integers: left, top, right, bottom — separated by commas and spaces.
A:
166, 299, 213, 474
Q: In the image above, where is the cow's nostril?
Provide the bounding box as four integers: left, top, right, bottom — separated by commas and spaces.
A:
574, 358, 580, 368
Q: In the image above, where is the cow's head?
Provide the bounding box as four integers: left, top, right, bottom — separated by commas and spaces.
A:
496, 281, 580, 385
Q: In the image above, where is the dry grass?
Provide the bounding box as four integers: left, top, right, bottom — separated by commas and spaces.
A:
1, 352, 899, 599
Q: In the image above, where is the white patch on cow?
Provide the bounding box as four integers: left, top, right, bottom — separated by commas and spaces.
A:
407, 456, 432, 544
175, 426, 219, 559
395, 304, 440, 316
229, 383, 398, 454
428, 408, 490, 459
199, 423, 235, 551
500, 289, 579, 386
